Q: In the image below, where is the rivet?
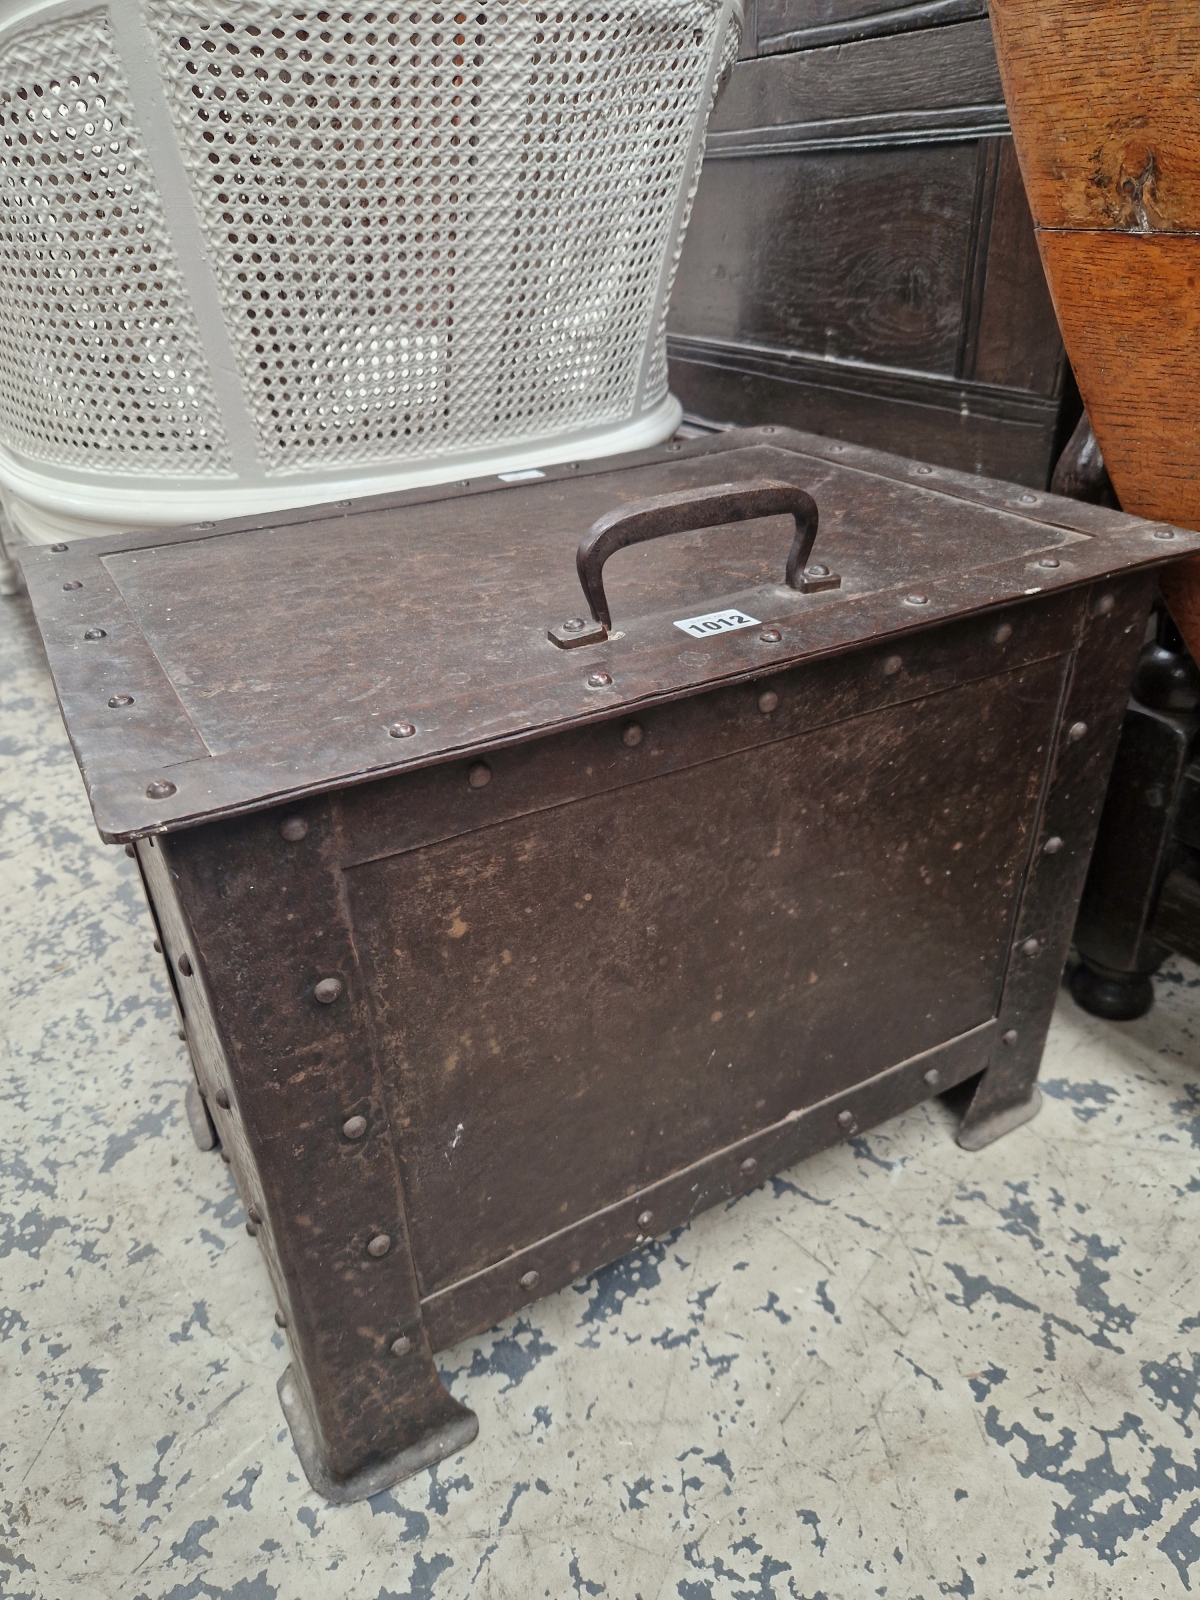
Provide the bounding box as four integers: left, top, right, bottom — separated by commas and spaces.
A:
804, 564, 830, 578
84, 627, 107, 640
1146, 784, 1165, 809
1022, 938, 1040, 956
153, 939, 162, 953
334, 499, 351, 508
279, 815, 308, 841
1093, 593, 1116, 616
520, 1270, 540, 1290
883, 655, 902, 677
274, 1309, 287, 1327
904, 593, 929, 607
759, 628, 782, 644
391, 1335, 413, 1357
1043, 836, 1064, 854
562, 617, 586, 632
124, 843, 135, 857
665, 443, 682, 452
215, 1088, 231, 1110
367, 1233, 392, 1258
923, 1068, 941, 1088
468, 761, 492, 788
343, 1115, 368, 1140
178, 1029, 186, 1040
914, 465, 933, 476
740, 1156, 757, 1174
49, 542, 68, 552
829, 443, 845, 452
637, 1210, 654, 1228
388, 721, 417, 739
315, 977, 344, 1004
248, 1204, 262, 1225
1002, 1029, 1018, 1045
456, 479, 471, 488
146, 779, 176, 800
1038, 556, 1060, 569
1153, 528, 1176, 541
220, 1149, 231, 1163
567, 463, 580, 470
836, 1109, 854, 1130
1066, 721, 1088, 742
177, 953, 193, 977
197, 522, 215, 529
760, 425, 776, 434
993, 623, 1012, 645
1018, 492, 1039, 505
622, 722, 644, 747
108, 694, 134, 708
62, 579, 82, 590
587, 671, 613, 689
246, 1221, 257, 1236
758, 690, 779, 714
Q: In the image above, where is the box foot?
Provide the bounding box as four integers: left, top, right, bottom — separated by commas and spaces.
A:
956, 1085, 1042, 1152
278, 1366, 478, 1505
184, 1081, 218, 1152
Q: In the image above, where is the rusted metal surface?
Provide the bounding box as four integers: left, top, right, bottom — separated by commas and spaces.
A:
18, 426, 1200, 1502
16, 427, 1198, 842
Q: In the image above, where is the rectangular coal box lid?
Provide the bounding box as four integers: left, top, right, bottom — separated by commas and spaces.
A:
17, 424, 1200, 1504
20, 425, 1198, 843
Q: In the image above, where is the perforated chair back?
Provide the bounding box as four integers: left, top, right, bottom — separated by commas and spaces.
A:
0, 0, 740, 540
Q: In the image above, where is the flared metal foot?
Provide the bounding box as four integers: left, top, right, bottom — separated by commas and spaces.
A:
184, 1081, 218, 1151
1068, 959, 1155, 1021
278, 1367, 478, 1505
957, 1085, 1042, 1152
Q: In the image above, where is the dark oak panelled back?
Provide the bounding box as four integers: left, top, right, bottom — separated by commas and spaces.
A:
669, 11, 1072, 488
750, 0, 986, 55
676, 145, 980, 373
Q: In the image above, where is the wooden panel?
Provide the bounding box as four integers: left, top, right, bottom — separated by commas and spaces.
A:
711, 19, 1005, 149
1037, 228, 1200, 649
754, 0, 986, 55
1038, 231, 1200, 528
671, 145, 981, 372
669, 16, 1065, 485
989, 1, 1200, 231
989, 0, 1200, 660
668, 347, 1062, 487
971, 140, 1065, 394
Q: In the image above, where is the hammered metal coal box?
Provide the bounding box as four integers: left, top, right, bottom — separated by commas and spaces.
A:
20, 426, 1200, 1503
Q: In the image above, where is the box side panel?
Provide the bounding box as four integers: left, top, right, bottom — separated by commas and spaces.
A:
346, 652, 1067, 1297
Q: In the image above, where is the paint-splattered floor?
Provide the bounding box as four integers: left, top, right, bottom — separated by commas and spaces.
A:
4, 586, 1200, 1600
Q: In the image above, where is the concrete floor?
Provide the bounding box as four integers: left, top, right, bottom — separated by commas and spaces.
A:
4, 585, 1200, 1600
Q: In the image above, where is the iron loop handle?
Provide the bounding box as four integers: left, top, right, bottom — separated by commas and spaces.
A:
577, 478, 820, 630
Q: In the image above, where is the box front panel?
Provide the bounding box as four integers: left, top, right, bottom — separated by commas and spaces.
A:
344, 652, 1065, 1297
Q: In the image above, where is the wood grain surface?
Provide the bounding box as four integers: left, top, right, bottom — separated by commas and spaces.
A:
989, 1, 1200, 232
1038, 232, 1200, 527
990, 0, 1200, 654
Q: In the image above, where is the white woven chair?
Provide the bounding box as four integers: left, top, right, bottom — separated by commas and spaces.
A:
0, 0, 739, 542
